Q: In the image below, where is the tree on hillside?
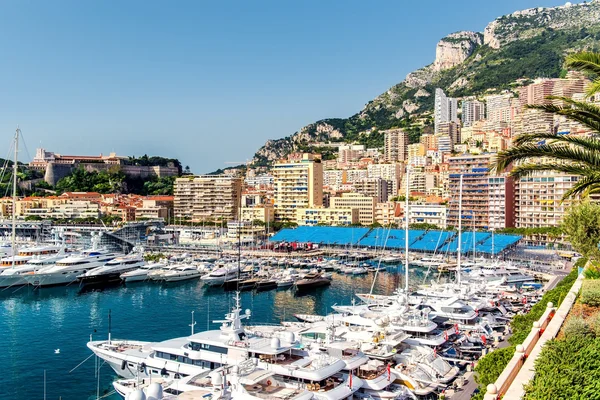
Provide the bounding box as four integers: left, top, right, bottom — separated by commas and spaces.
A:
495, 52, 600, 198
562, 202, 600, 261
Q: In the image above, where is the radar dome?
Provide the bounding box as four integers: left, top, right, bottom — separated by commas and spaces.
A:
245, 309, 252, 316
126, 390, 146, 400
210, 372, 223, 386
284, 331, 295, 343
271, 337, 281, 349
146, 383, 163, 400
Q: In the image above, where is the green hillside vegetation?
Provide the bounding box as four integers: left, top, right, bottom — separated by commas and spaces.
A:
252, 22, 600, 167
53, 167, 176, 195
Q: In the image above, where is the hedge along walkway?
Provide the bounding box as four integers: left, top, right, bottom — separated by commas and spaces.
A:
470, 259, 585, 400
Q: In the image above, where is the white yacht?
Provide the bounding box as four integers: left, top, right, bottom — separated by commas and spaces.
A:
121, 262, 166, 283
200, 266, 239, 287
0, 249, 68, 288
78, 251, 145, 289
25, 248, 118, 287
162, 265, 201, 282
87, 294, 363, 400
0, 244, 63, 269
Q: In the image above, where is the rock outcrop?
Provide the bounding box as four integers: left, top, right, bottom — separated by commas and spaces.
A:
433, 31, 483, 71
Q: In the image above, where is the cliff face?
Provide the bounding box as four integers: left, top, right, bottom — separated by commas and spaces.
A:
484, 1, 600, 48
433, 31, 483, 71
249, 1, 600, 168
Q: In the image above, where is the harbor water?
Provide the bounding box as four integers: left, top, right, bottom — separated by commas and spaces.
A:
1, 265, 428, 400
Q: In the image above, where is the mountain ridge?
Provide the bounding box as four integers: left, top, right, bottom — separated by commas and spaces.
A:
249, 1, 600, 168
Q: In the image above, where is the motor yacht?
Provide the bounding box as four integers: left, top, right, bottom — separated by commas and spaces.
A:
87, 293, 363, 400
162, 265, 201, 282
200, 266, 239, 287
295, 273, 331, 292
0, 244, 63, 269
0, 249, 68, 288
78, 251, 145, 289
120, 262, 166, 283
25, 248, 119, 287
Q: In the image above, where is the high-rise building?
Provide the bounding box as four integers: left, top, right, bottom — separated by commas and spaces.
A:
174, 175, 242, 222
434, 88, 458, 134
354, 177, 388, 203
420, 134, 438, 151
338, 144, 365, 163
367, 163, 402, 199
447, 154, 514, 230
437, 122, 460, 146
515, 170, 578, 228
272, 153, 323, 222
437, 135, 453, 153
462, 100, 485, 126
485, 93, 513, 123
383, 129, 409, 162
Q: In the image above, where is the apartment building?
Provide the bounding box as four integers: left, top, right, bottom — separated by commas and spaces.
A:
367, 162, 402, 199
447, 154, 513, 230
296, 207, 358, 226
485, 93, 513, 123
240, 204, 274, 223
272, 153, 323, 223
407, 203, 447, 228
383, 129, 409, 162
375, 201, 399, 226
330, 192, 376, 225
515, 171, 578, 228
462, 100, 485, 126
434, 88, 458, 134
174, 175, 242, 222
354, 177, 388, 203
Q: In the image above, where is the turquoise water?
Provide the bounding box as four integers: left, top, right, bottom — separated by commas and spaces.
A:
1, 266, 424, 400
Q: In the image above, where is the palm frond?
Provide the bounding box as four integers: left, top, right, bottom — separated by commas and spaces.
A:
494, 142, 600, 174
563, 174, 600, 199
511, 131, 600, 151
565, 52, 600, 77
506, 162, 593, 180
525, 100, 600, 134
585, 81, 600, 98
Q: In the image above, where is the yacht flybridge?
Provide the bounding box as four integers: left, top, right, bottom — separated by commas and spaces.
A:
88, 292, 363, 400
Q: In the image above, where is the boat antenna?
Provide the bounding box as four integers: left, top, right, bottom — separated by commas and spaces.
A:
108, 309, 112, 344
190, 310, 196, 335
404, 166, 410, 293
11, 127, 19, 269
457, 174, 463, 286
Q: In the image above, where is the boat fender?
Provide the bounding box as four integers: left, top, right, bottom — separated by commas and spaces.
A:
121, 360, 127, 370
266, 380, 272, 386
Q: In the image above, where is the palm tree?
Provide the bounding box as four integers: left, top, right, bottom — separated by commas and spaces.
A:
495, 52, 600, 199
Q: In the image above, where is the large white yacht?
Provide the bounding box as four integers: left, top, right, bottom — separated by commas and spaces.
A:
87, 294, 363, 400
78, 251, 145, 289
0, 248, 68, 288
120, 262, 166, 283
200, 265, 239, 287
0, 244, 63, 269
25, 248, 118, 287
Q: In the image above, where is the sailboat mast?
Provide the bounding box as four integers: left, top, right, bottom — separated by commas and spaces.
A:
11, 128, 19, 268
457, 174, 463, 286
404, 167, 409, 292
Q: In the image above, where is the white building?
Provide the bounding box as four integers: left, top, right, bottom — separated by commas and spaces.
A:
434, 88, 457, 134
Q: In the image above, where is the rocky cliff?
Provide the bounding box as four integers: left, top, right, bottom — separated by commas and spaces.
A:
249, 1, 600, 168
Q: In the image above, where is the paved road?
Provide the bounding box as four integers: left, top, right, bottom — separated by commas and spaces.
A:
447, 336, 512, 400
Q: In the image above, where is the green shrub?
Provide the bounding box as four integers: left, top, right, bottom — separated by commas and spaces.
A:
581, 280, 600, 307
524, 336, 600, 399
590, 313, 600, 337
563, 316, 593, 338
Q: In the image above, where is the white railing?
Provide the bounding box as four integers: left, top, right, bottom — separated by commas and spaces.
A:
484, 270, 584, 400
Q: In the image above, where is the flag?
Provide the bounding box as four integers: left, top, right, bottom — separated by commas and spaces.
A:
481, 335, 487, 345
387, 363, 391, 381
454, 323, 459, 334
522, 296, 527, 305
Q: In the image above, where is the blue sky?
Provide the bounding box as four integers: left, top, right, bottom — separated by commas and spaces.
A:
0, 0, 566, 173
